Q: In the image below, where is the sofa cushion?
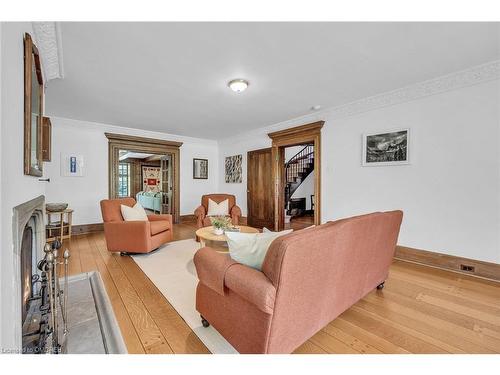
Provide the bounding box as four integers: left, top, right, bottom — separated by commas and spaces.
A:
121, 202, 148, 221
207, 198, 229, 216
226, 228, 293, 270
150, 220, 170, 236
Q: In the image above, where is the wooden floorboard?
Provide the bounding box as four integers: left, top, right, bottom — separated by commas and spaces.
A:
66, 221, 500, 354
84, 234, 146, 353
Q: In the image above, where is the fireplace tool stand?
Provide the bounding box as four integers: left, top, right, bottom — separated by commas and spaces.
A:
23, 238, 70, 354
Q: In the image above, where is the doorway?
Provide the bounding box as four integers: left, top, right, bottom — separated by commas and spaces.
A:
116, 150, 172, 215
283, 144, 315, 230
106, 133, 182, 223
268, 121, 323, 231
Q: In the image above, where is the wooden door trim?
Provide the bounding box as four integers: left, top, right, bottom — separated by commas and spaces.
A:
268, 121, 324, 230
106, 133, 182, 223
105, 132, 183, 148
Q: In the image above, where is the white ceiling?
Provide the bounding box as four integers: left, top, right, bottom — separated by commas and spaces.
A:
45, 22, 500, 139
119, 151, 154, 161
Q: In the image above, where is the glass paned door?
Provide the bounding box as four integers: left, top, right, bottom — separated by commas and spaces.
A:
118, 162, 130, 197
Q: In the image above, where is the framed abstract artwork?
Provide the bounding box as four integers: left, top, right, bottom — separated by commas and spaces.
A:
225, 154, 242, 183
193, 158, 208, 179
362, 129, 410, 166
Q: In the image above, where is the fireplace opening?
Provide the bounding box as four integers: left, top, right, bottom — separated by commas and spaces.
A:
21, 224, 33, 324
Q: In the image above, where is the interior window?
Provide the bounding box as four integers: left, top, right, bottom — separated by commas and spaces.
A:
118, 163, 130, 197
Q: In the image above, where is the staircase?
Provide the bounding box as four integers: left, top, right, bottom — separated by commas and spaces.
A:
285, 144, 314, 213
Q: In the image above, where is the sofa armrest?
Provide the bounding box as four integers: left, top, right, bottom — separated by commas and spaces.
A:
225, 264, 276, 314
103, 221, 151, 251
194, 247, 237, 295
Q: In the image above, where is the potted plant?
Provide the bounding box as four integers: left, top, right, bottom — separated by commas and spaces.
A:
210, 216, 232, 235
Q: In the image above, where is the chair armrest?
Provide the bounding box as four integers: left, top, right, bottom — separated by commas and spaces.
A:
225, 264, 276, 314
194, 247, 237, 295
194, 205, 206, 218
103, 221, 151, 252
230, 205, 242, 217
148, 214, 172, 224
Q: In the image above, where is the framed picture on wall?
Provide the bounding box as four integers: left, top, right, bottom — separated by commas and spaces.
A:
225, 154, 242, 183
60, 154, 85, 176
362, 129, 410, 166
142, 165, 161, 193
193, 158, 208, 179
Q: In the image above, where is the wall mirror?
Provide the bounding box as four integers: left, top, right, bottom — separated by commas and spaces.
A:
24, 33, 44, 177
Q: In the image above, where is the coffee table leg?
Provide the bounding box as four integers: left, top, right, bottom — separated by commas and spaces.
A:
199, 238, 205, 248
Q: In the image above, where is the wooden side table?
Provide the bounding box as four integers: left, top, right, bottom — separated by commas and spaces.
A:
46, 208, 74, 243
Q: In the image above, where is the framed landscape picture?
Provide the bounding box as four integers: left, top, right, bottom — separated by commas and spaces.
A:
193, 158, 208, 179
362, 129, 410, 166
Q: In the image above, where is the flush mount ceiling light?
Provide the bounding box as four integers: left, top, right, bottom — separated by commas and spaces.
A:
310, 105, 321, 111
228, 79, 249, 93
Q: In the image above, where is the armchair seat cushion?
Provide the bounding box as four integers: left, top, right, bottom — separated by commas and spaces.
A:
150, 220, 170, 236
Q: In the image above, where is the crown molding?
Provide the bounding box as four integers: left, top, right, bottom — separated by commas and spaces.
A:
219, 60, 500, 145
331, 60, 500, 120
32, 22, 64, 82
45, 115, 219, 146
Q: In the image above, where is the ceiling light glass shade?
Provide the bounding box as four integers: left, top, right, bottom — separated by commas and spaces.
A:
228, 79, 249, 93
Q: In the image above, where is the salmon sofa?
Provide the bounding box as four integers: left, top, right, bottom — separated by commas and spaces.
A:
194, 210, 403, 353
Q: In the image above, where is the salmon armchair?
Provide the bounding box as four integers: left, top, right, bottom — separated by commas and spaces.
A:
194, 211, 403, 353
100, 198, 173, 254
194, 194, 241, 229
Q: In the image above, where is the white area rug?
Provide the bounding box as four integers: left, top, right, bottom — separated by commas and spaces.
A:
131, 239, 238, 354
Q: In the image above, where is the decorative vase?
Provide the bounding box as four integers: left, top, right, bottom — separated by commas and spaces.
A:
213, 227, 224, 235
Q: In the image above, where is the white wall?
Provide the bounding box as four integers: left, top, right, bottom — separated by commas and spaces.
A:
284, 146, 304, 162
219, 79, 500, 264
291, 171, 315, 210
1, 22, 48, 350
43, 117, 219, 225
0, 22, 3, 347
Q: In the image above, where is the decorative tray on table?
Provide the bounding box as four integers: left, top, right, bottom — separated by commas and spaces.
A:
224, 226, 241, 233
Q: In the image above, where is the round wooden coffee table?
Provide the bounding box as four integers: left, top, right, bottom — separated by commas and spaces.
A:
196, 225, 259, 251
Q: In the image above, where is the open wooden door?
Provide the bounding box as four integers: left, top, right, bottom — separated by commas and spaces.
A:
160, 155, 171, 214
247, 148, 274, 229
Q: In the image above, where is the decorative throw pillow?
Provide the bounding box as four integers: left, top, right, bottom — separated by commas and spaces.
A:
121, 203, 148, 221
207, 198, 229, 216
226, 228, 293, 270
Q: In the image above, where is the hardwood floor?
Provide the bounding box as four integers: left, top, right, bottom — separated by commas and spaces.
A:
285, 214, 315, 230
61, 222, 500, 354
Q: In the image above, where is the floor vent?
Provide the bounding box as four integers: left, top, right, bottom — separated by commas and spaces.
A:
460, 264, 475, 272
